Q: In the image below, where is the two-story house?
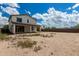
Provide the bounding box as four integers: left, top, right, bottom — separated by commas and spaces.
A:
8, 14, 41, 34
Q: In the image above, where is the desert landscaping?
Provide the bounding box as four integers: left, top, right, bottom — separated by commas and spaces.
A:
0, 32, 79, 56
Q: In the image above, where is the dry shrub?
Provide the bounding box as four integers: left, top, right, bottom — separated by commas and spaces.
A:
0, 33, 9, 41
50, 52, 53, 55
31, 33, 40, 36
40, 41, 44, 44
41, 34, 48, 37
17, 39, 37, 48
34, 46, 42, 52
40, 34, 54, 38
16, 33, 40, 37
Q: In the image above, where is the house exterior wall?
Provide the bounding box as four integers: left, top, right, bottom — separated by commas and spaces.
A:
9, 15, 41, 34
9, 20, 13, 33
12, 24, 15, 34
24, 25, 30, 32
9, 22, 15, 34
30, 26, 37, 32
9, 24, 41, 34
11, 15, 36, 24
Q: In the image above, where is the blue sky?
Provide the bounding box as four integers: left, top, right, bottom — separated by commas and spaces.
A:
0, 3, 79, 28
18, 3, 75, 14
2, 3, 75, 16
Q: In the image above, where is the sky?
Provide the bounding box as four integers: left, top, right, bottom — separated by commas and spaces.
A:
0, 3, 79, 28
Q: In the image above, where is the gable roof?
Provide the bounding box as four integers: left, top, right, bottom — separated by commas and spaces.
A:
8, 14, 36, 22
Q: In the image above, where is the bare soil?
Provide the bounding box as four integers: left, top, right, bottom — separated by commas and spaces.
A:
0, 32, 79, 56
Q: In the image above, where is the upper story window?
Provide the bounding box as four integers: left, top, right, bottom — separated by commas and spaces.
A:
17, 18, 22, 22
27, 19, 30, 23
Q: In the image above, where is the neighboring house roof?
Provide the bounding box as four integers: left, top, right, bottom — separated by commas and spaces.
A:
8, 14, 36, 22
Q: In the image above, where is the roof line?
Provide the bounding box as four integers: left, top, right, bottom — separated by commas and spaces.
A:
8, 14, 36, 22
11, 21, 41, 26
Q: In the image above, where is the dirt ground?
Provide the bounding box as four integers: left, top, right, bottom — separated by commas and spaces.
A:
0, 32, 79, 56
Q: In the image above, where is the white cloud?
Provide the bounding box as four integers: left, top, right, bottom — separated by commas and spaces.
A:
0, 3, 20, 8
67, 7, 71, 10
0, 3, 20, 15
7, 3, 20, 8
25, 10, 31, 14
0, 3, 32, 27
67, 3, 79, 10
27, 11, 31, 14
1, 6, 19, 15
32, 7, 79, 28
37, 22, 42, 25
32, 13, 43, 19
0, 12, 8, 27
0, 3, 20, 27
72, 4, 79, 9
72, 10, 78, 13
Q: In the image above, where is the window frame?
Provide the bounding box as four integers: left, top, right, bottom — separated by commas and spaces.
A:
27, 19, 30, 23
17, 18, 22, 23
31, 26, 35, 31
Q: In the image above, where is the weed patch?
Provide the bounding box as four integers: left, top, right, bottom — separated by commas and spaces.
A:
34, 46, 42, 52
17, 39, 37, 48
0, 33, 9, 41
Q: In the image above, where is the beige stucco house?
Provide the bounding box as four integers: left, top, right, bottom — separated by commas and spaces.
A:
8, 14, 41, 34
